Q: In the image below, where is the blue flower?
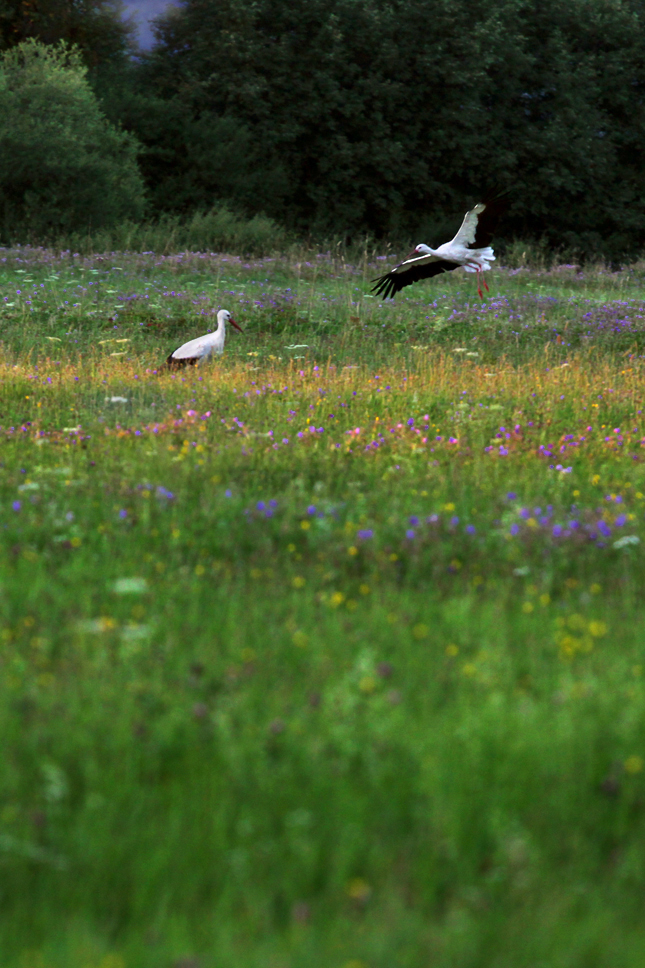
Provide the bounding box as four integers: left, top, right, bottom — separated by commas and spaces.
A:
406, 529, 416, 540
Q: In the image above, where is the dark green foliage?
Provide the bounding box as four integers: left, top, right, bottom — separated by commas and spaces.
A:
0, 0, 133, 62
129, 0, 645, 257
0, 40, 145, 240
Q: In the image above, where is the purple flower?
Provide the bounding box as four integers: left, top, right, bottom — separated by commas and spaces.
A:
225, 489, 232, 498
597, 520, 612, 537
407, 418, 414, 427
510, 523, 520, 536
307, 505, 316, 515
507, 492, 517, 500
257, 501, 266, 511
357, 529, 373, 540
615, 514, 626, 527
12, 500, 20, 512
450, 516, 459, 527
409, 515, 419, 526
406, 529, 416, 540
119, 509, 128, 519
466, 524, 476, 534
269, 499, 278, 508
552, 524, 562, 537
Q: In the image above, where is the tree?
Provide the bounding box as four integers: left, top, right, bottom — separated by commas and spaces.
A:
0, 0, 134, 66
136, 0, 645, 257
0, 39, 145, 240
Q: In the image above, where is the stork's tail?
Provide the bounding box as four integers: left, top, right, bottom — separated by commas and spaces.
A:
463, 246, 495, 272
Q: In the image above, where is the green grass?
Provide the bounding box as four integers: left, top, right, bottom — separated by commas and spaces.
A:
3, 246, 645, 967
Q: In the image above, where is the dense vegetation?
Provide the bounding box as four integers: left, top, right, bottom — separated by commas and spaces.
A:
0, 248, 644, 964
0, 42, 144, 241
1, 1, 645, 256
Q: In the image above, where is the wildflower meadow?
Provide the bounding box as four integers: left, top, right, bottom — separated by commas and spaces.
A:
3, 246, 645, 967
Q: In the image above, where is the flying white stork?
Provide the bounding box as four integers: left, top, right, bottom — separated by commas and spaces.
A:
166, 309, 243, 368
371, 195, 508, 300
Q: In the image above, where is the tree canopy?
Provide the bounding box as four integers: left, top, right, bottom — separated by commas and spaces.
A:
131, 0, 645, 256
0, 40, 145, 240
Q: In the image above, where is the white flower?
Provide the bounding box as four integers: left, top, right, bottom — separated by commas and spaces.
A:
112, 577, 148, 595
613, 535, 640, 549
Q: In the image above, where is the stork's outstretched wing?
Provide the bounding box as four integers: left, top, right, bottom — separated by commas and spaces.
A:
450, 193, 510, 249
371, 255, 457, 299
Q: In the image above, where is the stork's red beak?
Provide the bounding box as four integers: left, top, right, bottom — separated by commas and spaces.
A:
230, 318, 244, 333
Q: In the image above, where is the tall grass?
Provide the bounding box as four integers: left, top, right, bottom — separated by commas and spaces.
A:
0, 249, 645, 966
49, 204, 291, 257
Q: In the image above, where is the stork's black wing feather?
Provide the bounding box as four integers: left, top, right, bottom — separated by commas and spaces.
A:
371, 259, 458, 299
471, 190, 511, 249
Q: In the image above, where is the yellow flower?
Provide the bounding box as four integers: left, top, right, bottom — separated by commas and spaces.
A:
330, 591, 345, 608
389, 553, 398, 562
292, 576, 306, 588
522, 601, 534, 614
300, 520, 311, 530
445, 643, 459, 657
292, 631, 308, 648
346, 878, 371, 902
462, 663, 477, 677
588, 620, 608, 638
359, 584, 370, 595
195, 564, 206, 576
359, 675, 376, 693
412, 623, 428, 640
539, 593, 550, 606
590, 583, 601, 595
348, 546, 358, 556
443, 502, 455, 512
625, 756, 643, 774
70, 536, 81, 548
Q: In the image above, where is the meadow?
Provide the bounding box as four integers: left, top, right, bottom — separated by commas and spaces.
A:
3, 245, 645, 967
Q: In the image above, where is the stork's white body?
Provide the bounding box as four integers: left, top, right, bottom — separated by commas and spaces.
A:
372, 198, 507, 300
409, 203, 497, 273
167, 309, 243, 367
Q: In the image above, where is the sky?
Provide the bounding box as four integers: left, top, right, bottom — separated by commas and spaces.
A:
121, 0, 178, 49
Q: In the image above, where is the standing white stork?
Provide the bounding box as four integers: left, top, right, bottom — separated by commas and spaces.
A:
371, 195, 508, 300
166, 309, 243, 368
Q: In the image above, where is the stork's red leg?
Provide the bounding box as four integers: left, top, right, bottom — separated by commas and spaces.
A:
476, 267, 483, 300
483, 274, 489, 293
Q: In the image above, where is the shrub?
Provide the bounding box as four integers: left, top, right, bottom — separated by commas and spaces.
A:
0, 39, 145, 241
